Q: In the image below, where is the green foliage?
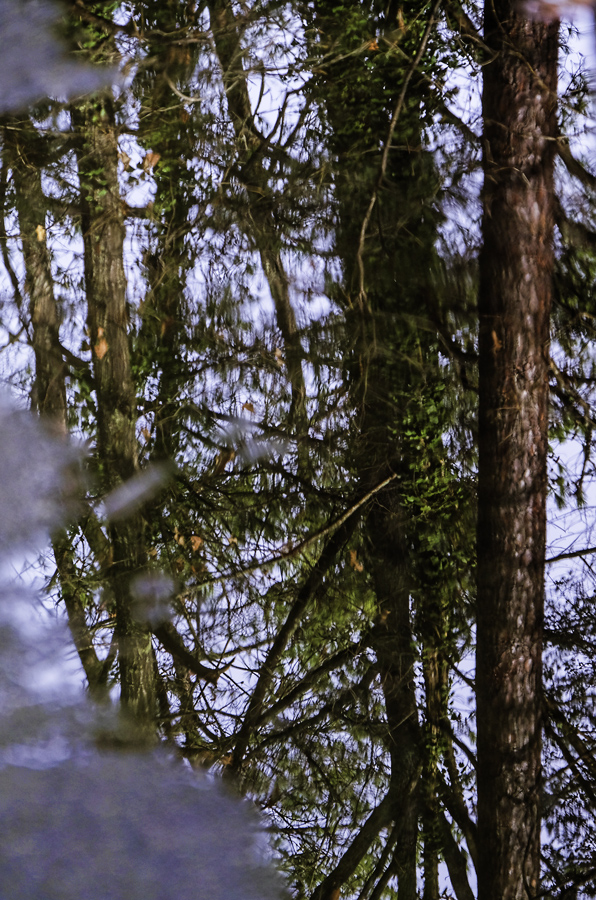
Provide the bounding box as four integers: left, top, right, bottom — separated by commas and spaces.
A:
2, 1, 596, 898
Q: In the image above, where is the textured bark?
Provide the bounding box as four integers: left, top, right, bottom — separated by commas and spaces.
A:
422, 647, 446, 900
8, 124, 105, 693
476, 4, 558, 898
75, 98, 158, 726
348, 319, 423, 900
367, 486, 420, 900
9, 129, 66, 423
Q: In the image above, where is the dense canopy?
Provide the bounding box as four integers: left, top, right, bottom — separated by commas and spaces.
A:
2, 0, 596, 898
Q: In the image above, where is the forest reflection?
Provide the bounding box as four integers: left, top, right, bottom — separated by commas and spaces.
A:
2, 1, 596, 899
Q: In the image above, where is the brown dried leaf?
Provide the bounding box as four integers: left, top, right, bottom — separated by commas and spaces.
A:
142, 151, 161, 172
349, 549, 364, 573
242, 401, 255, 413
190, 535, 203, 552
213, 448, 235, 475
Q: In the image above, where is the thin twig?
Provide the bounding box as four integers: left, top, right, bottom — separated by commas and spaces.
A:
547, 546, 596, 564
187, 471, 398, 593
0, 153, 26, 316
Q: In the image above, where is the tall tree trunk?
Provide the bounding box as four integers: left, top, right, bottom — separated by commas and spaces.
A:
422, 646, 445, 900
368, 489, 420, 900
308, 3, 446, 893
74, 97, 158, 727
7, 122, 105, 694
136, 0, 198, 465
476, 5, 558, 898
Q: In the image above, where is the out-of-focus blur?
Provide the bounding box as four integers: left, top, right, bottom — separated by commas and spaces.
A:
0, 0, 115, 112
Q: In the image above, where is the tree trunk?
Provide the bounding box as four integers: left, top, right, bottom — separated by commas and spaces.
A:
8, 122, 106, 694
308, 4, 446, 893
10, 129, 66, 424
75, 97, 158, 727
476, 4, 558, 898
367, 486, 420, 900
136, 0, 197, 464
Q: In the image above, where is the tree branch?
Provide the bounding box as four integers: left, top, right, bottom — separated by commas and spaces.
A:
153, 621, 225, 684
189, 472, 397, 593
310, 792, 395, 900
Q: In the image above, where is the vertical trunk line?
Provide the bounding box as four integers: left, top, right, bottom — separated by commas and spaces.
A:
75, 98, 158, 728
10, 136, 66, 424
9, 125, 106, 693
422, 646, 446, 900
476, 6, 558, 899
368, 496, 420, 900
